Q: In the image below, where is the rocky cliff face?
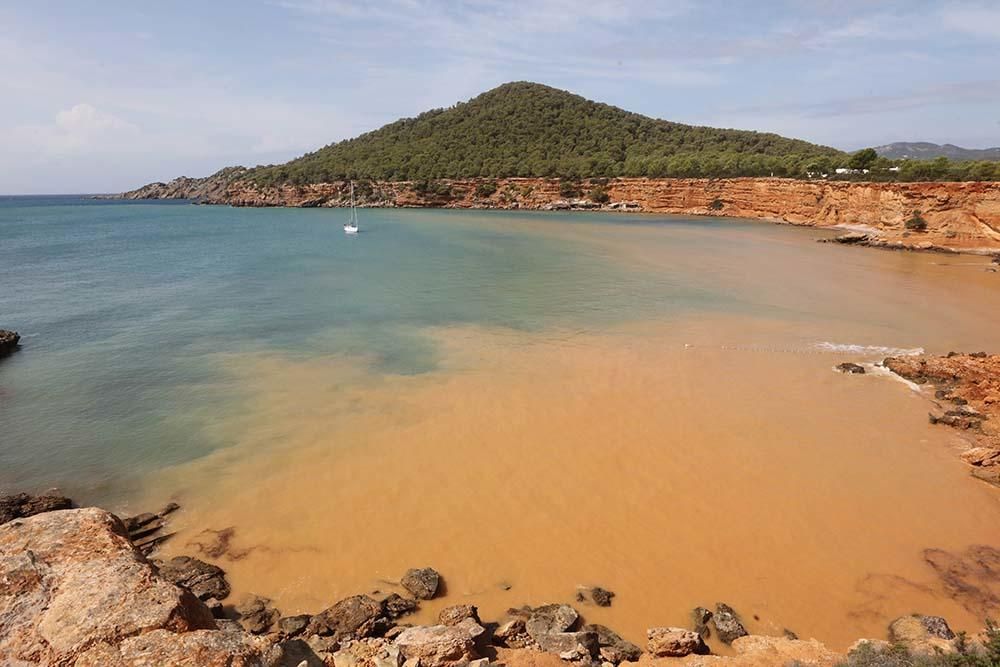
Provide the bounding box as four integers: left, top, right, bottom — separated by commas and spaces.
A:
214, 177, 1000, 254
114, 166, 248, 201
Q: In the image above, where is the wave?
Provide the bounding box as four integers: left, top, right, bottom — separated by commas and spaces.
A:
814, 341, 924, 357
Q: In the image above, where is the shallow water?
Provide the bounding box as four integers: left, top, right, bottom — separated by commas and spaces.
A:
2, 198, 1000, 649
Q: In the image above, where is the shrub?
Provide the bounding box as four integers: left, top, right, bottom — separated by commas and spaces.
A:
559, 180, 580, 198
588, 187, 610, 204
709, 198, 724, 211
475, 181, 498, 198
905, 211, 928, 232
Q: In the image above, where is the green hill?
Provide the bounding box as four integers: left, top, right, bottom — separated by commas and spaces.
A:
246, 82, 845, 185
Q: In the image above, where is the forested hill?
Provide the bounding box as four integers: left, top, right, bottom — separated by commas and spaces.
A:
245, 82, 844, 185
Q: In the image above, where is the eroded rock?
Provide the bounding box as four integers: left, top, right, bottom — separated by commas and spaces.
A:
713, 603, 749, 644
493, 618, 537, 649
308, 595, 392, 640
888, 614, 957, 654
0, 508, 215, 665
401, 567, 441, 600
582, 624, 641, 664
394, 624, 478, 666
524, 603, 580, 639
278, 614, 312, 638
236, 594, 280, 634
836, 362, 866, 374
158, 555, 231, 601
575, 585, 615, 607
961, 447, 1000, 466
0, 491, 73, 525
383, 593, 419, 619
75, 628, 280, 666
439, 604, 480, 626
534, 630, 599, 661
646, 626, 708, 657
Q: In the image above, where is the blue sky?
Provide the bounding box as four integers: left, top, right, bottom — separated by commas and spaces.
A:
3, 0, 999, 193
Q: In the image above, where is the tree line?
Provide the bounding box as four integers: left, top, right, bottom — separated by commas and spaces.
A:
241, 83, 999, 185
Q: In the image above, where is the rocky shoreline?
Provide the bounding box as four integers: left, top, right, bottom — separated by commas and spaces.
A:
2, 494, 998, 666
113, 176, 1000, 255
4, 349, 1000, 665
882, 351, 1000, 487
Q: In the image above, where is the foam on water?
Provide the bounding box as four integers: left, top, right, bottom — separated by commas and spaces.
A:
814, 341, 925, 357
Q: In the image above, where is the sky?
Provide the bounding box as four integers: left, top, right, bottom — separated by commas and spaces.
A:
2, 0, 1000, 194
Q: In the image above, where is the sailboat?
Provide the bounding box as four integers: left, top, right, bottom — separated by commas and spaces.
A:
344, 182, 360, 234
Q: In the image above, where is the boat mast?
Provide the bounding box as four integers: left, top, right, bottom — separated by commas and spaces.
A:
350, 181, 357, 225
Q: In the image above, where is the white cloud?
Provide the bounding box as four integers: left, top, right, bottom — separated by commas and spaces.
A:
941, 3, 1000, 39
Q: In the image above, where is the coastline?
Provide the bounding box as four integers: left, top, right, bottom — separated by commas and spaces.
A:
3, 343, 1000, 664
114, 176, 1000, 256
1, 498, 996, 666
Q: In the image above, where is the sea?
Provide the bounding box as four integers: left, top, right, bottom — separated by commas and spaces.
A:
2, 195, 1000, 649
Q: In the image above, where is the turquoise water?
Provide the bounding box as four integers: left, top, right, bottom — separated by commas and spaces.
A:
3, 197, 999, 503
0, 198, 744, 499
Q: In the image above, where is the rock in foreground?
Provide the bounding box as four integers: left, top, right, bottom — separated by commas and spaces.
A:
647, 627, 708, 657
0, 508, 222, 665
394, 624, 478, 666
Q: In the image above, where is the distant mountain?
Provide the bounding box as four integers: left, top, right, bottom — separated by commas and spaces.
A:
244, 81, 843, 184
875, 142, 1000, 162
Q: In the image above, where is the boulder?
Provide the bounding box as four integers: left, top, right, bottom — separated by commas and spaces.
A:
401, 567, 441, 600
888, 614, 957, 654
308, 595, 392, 640
729, 634, 840, 665
456, 617, 486, 640
646, 627, 708, 657
691, 607, 713, 639
0, 329, 19, 357
330, 637, 402, 667
0, 491, 73, 525
582, 624, 642, 664
394, 625, 478, 667
836, 362, 866, 374
383, 593, 419, 619
236, 595, 280, 634
278, 614, 312, 637
713, 603, 749, 644
0, 508, 216, 665
961, 447, 1000, 466
575, 585, 614, 607
525, 604, 580, 640
534, 630, 599, 661
493, 618, 537, 649
158, 555, 231, 601
75, 629, 280, 666
439, 604, 481, 626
